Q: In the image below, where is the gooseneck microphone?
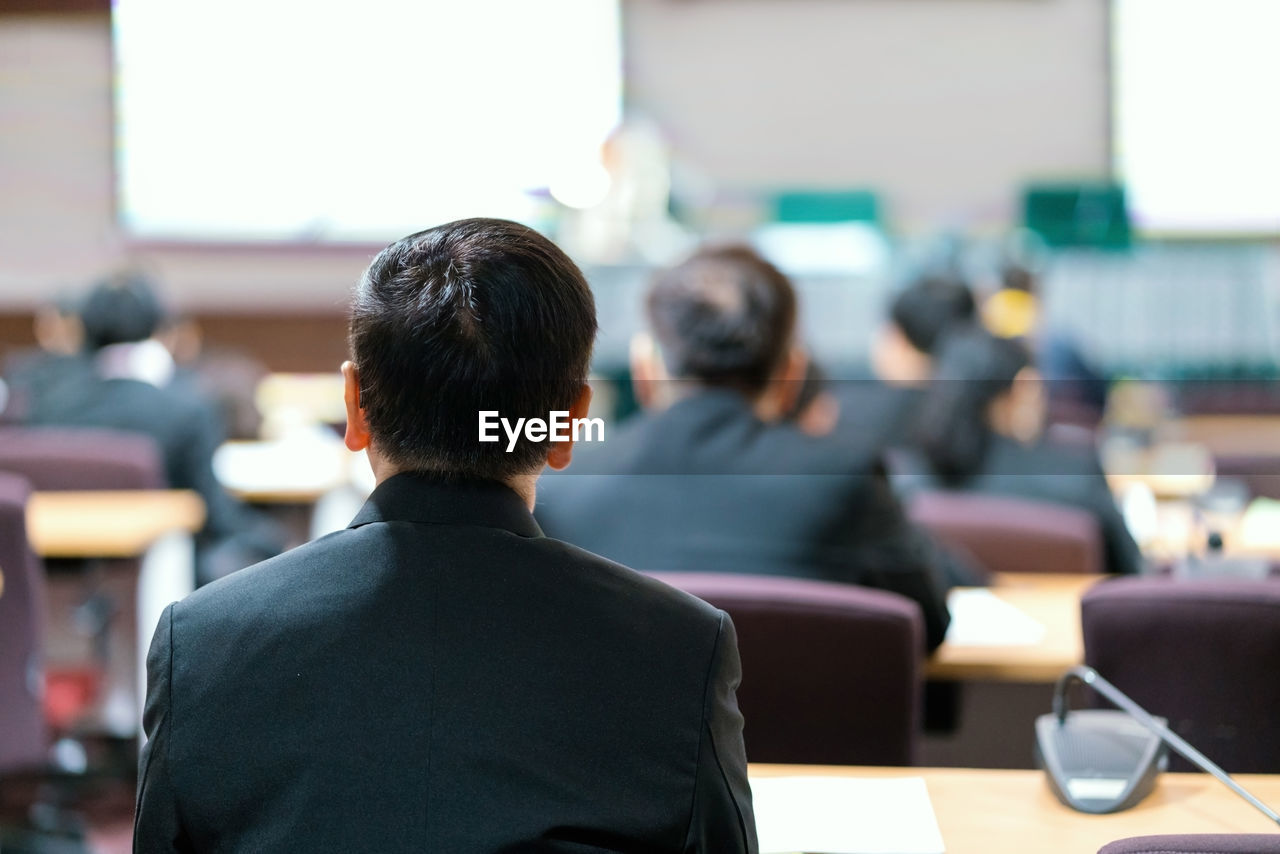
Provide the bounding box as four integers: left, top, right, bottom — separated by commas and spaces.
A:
1036, 665, 1280, 824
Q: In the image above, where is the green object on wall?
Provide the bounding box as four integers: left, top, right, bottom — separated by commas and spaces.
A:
773, 190, 881, 224
1023, 183, 1131, 249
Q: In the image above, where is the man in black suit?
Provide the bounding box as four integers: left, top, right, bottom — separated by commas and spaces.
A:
19, 274, 283, 584
134, 219, 757, 853
535, 246, 952, 651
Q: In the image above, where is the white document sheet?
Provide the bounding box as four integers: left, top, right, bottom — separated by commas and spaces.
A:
943, 588, 1046, 647
749, 776, 945, 854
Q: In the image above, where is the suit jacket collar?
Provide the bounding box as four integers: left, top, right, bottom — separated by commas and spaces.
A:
348, 472, 543, 538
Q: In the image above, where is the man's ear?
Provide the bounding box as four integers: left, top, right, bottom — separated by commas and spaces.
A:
546, 383, 594, 471
629, 332, 666, 410
342, 361, 371, 452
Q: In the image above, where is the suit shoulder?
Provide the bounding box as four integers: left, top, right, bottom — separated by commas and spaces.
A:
532, 534, 726, 627
173, 526, 368, 625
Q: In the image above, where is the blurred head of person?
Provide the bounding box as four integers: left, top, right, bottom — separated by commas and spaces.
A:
344, 218, 597, 502
79, 272, 176, 386
634, 244, 806, 421
913, 327, 1044, 485
79, 272, 167, 352
33, 291, 85, 356
981, 262, 1040, 340
872, 274, 976, 386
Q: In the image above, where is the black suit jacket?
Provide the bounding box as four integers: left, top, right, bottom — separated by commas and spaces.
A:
22, 373, 247, 541
135, 474, 756, 853
894, 435, 1143, 576
535, 389, 952, 651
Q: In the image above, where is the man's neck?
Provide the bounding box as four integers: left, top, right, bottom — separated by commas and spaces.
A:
366, 447, 538, 511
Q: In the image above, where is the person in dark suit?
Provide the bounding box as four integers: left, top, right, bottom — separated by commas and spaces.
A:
535, 245, 952, 651
134, 219, 757, 853
828, 273, 978, 453
898, 326, 1142, 575
19, 274, 283, 584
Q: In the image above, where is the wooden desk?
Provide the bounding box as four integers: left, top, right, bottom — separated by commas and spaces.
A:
26, 490, 205, 558
750, 765, 1280, 854
1177, 414, 1280, 458
927, 574, 1097, 683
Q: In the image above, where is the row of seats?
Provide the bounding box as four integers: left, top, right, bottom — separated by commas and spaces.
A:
2, 426, 1278, 774
654, 572, 1280, 772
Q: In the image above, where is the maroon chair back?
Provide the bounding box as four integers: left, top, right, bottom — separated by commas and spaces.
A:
1082, 577, 1280, 773
1213, 453, 1280, 501
0, 471, 47, 772
649, 572, 923, 766
0, 427, 164, 491
1099, 835, 1280, 854
909, 491, 1103, 575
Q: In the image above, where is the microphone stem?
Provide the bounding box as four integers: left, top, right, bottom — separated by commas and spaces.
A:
1060, 667, 1280, 827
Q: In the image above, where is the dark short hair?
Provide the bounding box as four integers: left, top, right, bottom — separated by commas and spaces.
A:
889, 274, 976, 355
913, 327, 1032, 483
349, 218, 597, 481
646, 245, 796, 394
80, 272, 166, 351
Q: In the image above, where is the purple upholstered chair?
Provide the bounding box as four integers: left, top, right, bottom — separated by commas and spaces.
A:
648, 572, 923, 766
1099, 835, 1280, 853
1213, 453, 1280, 501
909, 491, 1103, 576
0, 471, 48, 773
1082, 577, 1280, 773
0, 427, 164, 491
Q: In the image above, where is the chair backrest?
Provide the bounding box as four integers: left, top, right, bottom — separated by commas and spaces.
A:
0, 471, 47, 772
0, 427, 165, 491
1099, 835, 1280, 854
648, 572, 923, 766
909, 491, 1103, 575
1213, 453, 1280, 501
1082, 577, 1280, 773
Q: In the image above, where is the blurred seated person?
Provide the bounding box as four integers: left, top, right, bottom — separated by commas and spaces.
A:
896, 327, 1141, 576
18, 273, 284, 583
0, 291, 93, 423
984, 260, 1109, 432
535, 245, 952, 651
160, 315, 268, 440
832, 274, 977, 451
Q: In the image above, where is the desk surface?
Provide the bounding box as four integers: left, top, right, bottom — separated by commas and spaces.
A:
750, 764, 1280, 854
27, 490, 206, 558
927, 573, 1096, 683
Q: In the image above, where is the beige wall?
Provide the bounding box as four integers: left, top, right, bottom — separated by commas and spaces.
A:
624, 0, 1111, 225
0, 1, 1110, 309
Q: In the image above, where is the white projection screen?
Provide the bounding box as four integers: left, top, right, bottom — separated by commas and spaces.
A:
1113, 0, 1280, 235
113, 1, 622, 242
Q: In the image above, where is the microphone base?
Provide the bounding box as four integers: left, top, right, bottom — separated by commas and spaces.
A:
1035, 709, 1169, 814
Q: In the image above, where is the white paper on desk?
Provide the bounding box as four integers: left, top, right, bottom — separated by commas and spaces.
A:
750, 776, 944, 854
943, 588, 1046, 647
212, 434, 349, 494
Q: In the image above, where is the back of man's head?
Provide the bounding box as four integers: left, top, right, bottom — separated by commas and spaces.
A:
349, 218, 597, 482
889, 274, 976, 356
646, 245, 796, 395
80, 272, 166, 351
